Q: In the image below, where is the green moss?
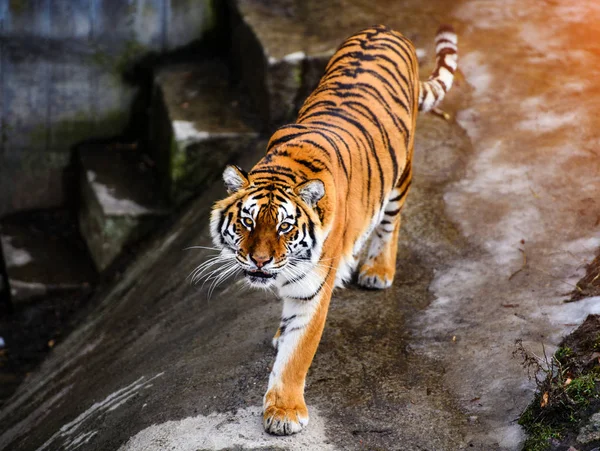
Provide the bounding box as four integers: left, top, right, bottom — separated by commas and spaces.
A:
115, 40, 148, 74
593, 333, 600, 351
555, 346, 573, 363
522, 423, 562, 451
8, 0, 26, 15
520, 398, 562, 451
566, 374, 597, 407
518, 336, 600, 450
28, 109, 129, 149
19, 152, 71, 171
169, 138, 187, 183
292, 64, 302, 86
204, 0, 218, 34
90, 40, 148, 75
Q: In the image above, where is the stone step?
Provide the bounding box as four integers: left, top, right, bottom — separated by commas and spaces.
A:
0, 210, 96, 303
149, 60, 260, 206
228, 0, 447, 126
78, 143, 170, 272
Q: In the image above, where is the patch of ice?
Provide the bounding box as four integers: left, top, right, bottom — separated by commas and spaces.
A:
546, 296, 600, 329
172, 121, 243, 146
172, 120, 210, 143
455, 107, 481, 141
454, 0, 519, 30
283, 50, 305, 63
36, 372, 164, 451
87, 170, 153, 216
563, 81, 588, 93
119, 406, 335, 451
459, 51, 492, 94
492, 425, 526, 449
1, 236, 33, 267
553, 2, 600, 23
518, 110, 578, 134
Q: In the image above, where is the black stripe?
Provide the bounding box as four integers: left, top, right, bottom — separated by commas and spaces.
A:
308, 109, 385, 204
388, 180, 412, 204
294, 158, 326, 173
267, 131, 309, 151
344, 101, 400, 184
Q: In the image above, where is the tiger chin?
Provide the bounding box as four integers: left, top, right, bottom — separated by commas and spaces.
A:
209, 24, 458, 435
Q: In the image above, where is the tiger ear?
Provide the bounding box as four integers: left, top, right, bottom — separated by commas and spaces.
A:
223, 165, 249, 194
296, 179, 325, 208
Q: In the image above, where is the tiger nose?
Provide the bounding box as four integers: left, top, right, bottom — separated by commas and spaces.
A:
250, 254, 272, 269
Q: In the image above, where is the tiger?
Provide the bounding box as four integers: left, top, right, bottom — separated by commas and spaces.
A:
209, 24, 458, 435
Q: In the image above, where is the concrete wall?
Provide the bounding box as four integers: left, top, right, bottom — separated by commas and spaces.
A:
0, 0, 215, 216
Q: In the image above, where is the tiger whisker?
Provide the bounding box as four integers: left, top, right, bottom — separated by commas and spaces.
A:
189, 253, 236, 284
208, 265, 243, 299
184, 245, 222, 251
199, 261, 237, 290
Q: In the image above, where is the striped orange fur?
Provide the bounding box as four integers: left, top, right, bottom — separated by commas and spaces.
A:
209, 24, 458, 435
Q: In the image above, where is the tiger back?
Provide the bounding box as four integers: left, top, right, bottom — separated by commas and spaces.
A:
208, 24, 458, 435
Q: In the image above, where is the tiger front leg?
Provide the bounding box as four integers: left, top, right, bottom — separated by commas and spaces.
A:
357, 213, 401, 289
263, 282, 333, 435
357, 178, 411, 289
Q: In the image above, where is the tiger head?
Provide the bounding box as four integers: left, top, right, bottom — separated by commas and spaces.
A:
210, 165, 326, 288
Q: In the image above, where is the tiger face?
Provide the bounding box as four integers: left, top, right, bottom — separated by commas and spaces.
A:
210, 165, 326, 288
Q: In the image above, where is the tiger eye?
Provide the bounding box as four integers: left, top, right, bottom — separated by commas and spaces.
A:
242, 217, 253, 227
279, 223, 292, 232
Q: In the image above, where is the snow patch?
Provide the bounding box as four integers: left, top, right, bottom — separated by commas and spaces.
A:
172, 120, 243, 146
546, 296, 600, 329
283, 50, 305, 63
119, 406, 335, 451
518, 110, 578, 134
1, 236, 33, 267
459, 51, 492, 94
37, 372, 164, 451
172, 120, 210, 143
87, 171, 154, 216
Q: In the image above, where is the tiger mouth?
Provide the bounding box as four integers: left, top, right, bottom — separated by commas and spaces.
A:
245, 270, 275, 279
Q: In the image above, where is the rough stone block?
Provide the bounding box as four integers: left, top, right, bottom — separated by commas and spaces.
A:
78, 144, 169, 272
0, 210, 96, 303
150, 61, 260, 205
0, 0, 217, 216
229, 0, 336, 125
228, 0, 444, 127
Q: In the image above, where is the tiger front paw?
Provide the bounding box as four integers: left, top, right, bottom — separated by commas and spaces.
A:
263, 390, 309, 435
357, 265, 393, 289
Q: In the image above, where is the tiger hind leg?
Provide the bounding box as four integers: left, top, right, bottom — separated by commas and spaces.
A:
357, 168, 412, 289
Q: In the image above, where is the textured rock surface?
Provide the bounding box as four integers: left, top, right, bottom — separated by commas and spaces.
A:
150, 60, 260, 205
0, 0, 216, 216
229, 0, 454, 125
0, 210, 96, 302
79, 144, 169, 271
578, 412, 600, 444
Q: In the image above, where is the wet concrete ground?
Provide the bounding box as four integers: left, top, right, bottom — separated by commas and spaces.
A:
1, 0, 599, 450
